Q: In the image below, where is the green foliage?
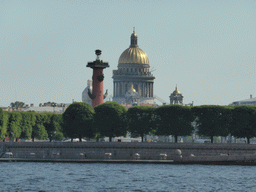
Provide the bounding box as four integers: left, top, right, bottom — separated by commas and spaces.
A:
10, 101, 25, 109
46, 101, 57, 107
54, 131, 64, 141
34, 124, 48, 140
0, 109, 8, 140
62, 102, 94, 141
20, 111, 36, 139
7, 112, 22, 140
42, 112, 54, 141
127, 106, 155, 142
32, 113, 49, 141
231, 105, 256, 144
154, 105, 194, 143
4, 104, 256, 145
48, 113, 64, 141
94, 102, 127, 142
192, 105, 232, 143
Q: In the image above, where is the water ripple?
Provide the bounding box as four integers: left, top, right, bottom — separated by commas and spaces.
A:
0, 163, 255, 191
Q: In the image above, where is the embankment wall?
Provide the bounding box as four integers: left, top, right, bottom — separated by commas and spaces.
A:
1, 142, 256, 161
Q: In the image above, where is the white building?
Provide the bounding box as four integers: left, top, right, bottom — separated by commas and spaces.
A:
229, 95, 256, 106
82, 80, 92, 104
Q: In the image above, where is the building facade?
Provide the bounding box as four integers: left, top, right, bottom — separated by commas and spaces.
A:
229, 95, 256, 106
82, 80, 92, 104
170, 85, 184, 105
112, 30, 155, 104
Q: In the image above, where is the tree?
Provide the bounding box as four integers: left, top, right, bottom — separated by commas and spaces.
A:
32, 113, 49, 141
154, 105, 194, 143
45, 101, 57, 107
0, 108, 8, 141
62, 102, 94, 142
10, 101, 25, 109
7, 112, 22, 141
127, 106, 155, 142
93, 102, 127, 142
192, 105, 232, 143
20, 111, 36, 139
47, 113, 64, 141
42, 112, 54, 141
230, 105, 256, 144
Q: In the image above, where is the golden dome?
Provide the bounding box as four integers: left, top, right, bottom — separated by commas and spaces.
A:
127, 85, 137, 93
118, 47, 149, 64
131, 32, 137, 37
173, 85, 181, 94
118, 29, 149, 65
131, 85, 136, 93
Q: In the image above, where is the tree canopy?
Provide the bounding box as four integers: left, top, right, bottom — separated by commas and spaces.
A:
127, 106, 155, 142
7, 112, 22, 141
32, 113, 49, 141
230, 105, 256, 144
0, 108, 8, 141
42, 113, 54, 141
94, 102, 127, 142
62, 102, 94, 142
192, 105, 232, 143
45, 101, 57, 107
154, 105, 194, 143
10, 101, 25, 109
49, 113, 64, 141
20, 111, 36, 139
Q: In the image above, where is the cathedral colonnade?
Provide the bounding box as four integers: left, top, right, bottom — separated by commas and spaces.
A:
113, 81, 154, 98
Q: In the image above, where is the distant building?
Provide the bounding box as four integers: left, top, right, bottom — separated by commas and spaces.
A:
112, 29, 155, 105
1, 104, 30, 112
169, 85, 184, 105
1, 103, 70, 113
229, 95, 256, 106
1, 107, 15, 111
82, 80, 92, 104
24, 103, 70, 113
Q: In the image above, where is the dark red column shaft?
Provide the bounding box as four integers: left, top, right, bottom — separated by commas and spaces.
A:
92, 68, 104, 108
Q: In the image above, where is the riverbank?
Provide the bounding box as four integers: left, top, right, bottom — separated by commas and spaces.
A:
1, 142, 256, 165
1, 157, 256, 165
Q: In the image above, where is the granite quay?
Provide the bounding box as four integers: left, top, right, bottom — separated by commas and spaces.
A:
1, 142, 256, 165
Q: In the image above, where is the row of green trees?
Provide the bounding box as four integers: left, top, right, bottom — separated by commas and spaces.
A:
62, 102, 256, 144
0, 108, 64, 142
1, 102, 256, 143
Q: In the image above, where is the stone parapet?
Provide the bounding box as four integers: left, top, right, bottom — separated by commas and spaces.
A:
1, 142, 256, 162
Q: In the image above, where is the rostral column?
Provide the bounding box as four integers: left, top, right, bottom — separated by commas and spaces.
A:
87, 50, 109, 108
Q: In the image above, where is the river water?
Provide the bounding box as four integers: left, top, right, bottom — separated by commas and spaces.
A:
0, 162, 255, 192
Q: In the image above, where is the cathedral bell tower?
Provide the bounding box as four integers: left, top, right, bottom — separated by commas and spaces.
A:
169, 85, 184, 105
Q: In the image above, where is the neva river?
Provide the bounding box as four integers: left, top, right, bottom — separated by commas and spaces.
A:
0, 162, 255, 192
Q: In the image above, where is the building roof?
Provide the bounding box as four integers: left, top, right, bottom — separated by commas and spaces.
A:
118, 30, 149, 65
118, 47, 149, 64
172, 85, 181, 94
24, 106, 69, 113
229, 96, 256, 106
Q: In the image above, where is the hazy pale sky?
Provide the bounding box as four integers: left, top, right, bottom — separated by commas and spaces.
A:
1, 0, 256, 107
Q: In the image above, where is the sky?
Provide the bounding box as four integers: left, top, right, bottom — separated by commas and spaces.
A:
1, 0, 256, 107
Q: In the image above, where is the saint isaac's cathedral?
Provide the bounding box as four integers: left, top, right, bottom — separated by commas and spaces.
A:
112, 30, 155, 105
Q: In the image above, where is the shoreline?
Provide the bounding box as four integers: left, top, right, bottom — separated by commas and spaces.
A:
1, 142, 256, 165
1, 158, 256, 165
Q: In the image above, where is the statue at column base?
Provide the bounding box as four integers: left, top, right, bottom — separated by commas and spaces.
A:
104, 90, 108, 99
88, 89, 96, 99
